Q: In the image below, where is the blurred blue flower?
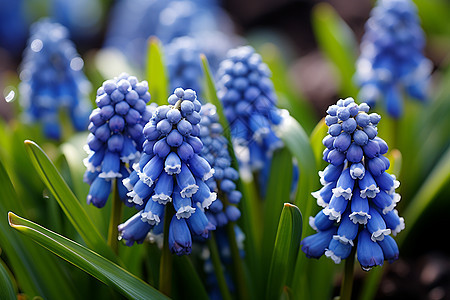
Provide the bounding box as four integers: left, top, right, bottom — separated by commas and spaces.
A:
302, 97, 404, 270
216, 46, 284, 173
19, 19, 92, 140
0, 0, 28, 56
165, 37, 204, 96
84, 73, 155, 208
155, 1, 233, 45
119, 87, 216, 255
355, 0, 432, 118
199, 103, 242, 227
103, 0, 235, 68
165, 34, 238, 98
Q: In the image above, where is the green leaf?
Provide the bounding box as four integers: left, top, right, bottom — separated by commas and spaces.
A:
261, 148, 294, 287
399, 144, 450, 246
146, 36, 169, 106
8, 212, 169, 300
0, 159, 79, 299
200, 54, 232, 144
173, 256, 209, 300
275, 115, 318, 233
312, 2, 358, 97
0, 259, 17, 300
24, 140, 117, 262
309, 118, 328, 166
275, 115, 320, 299
265, 203, 302, 300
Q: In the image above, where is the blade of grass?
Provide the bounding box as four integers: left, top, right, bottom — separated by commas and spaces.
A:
24, 140, 117, 262
8, 212, 169, 300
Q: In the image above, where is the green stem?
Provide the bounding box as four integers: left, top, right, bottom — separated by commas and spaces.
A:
208, 233, 233, 300
339, 247, 355, 300
159, 206, 173, 296
226, 221, 249, 300
107, 179, 123, 255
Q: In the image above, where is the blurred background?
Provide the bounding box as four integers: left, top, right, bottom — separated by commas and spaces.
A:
0, 0, 449, 299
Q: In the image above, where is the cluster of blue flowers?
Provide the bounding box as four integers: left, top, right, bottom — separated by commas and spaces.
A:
355, 0, 432, 118
118, 88, 217, 255
84, 73, 154, 208
301, 97, 405, 271
199, 103, 242, 227
216, 46, 284, 172
165, 37, 204, 96
19, 19, 92, 140
164, 33, 237, 99
104, 0, 234, 68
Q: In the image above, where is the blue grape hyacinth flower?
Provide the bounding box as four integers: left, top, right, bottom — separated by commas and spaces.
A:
216, 46, 284, 173
119, 88, 216, 255
301, 97, 404, 271
165, 36, 204, 97
84, 73, 154, 208
355, 0, 432, 118
19, 19, 92, 140
198, 103, 242, 227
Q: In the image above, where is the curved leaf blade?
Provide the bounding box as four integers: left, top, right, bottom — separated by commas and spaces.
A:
8, 212, 169, 300
0, 259, 17, 300
0, 158, 79, 299
24, 140, 116, 262
265, 203, 302, 300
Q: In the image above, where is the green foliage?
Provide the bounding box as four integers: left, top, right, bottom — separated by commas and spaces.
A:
8, 212, 169, 300
146, 37, 169, 106
266, 203, 302, 300
24, 140, 117, 262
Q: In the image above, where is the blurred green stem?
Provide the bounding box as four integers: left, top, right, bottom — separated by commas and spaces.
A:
226, 221, 249, 300
208, 233, 232, 300
340, 247, 355, 300
107, 179, 123, 255
159, 206, 173, 297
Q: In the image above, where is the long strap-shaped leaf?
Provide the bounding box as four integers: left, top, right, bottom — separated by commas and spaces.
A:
8, 212, 169, 300
265, 203, 302, 300
0, 157, 80, 299
146, 36, 168, 106
0, 258, 17, 300
24, 140, 117, 262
